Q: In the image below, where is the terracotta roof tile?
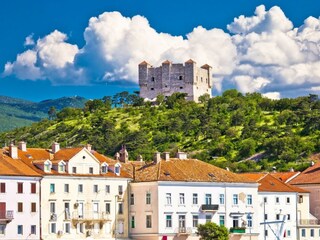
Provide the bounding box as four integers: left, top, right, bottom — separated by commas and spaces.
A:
53, 148, 83, 161
270, 172, 300, 183
134, 158, 255, 183
289, 161, 320, 185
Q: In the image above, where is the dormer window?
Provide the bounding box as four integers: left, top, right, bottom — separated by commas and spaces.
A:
44, 160, 52, 173
58, 161, 66, 173
101, 163, 108, 174
114, 163, 121, 176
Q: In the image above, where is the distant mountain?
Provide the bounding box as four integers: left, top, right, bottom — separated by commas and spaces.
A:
0, 96, 87, 132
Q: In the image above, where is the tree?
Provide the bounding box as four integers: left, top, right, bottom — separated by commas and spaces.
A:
48, 106, 57, 120
197, 222, 229, 240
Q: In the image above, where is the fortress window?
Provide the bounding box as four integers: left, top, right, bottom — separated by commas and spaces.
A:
180, 87, 183, 89
151, 77, 155, 81
179, 76, 183, 80
150, 88, 154, 91
165, 85, 168, 88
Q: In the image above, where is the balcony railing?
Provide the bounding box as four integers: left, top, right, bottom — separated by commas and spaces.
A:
201, 204, 219, 212
175, 227, 192, 235
299, 219, 320, 226
230, 227, 246, 233
72, 211, 110, 222
0, 211, 14, 222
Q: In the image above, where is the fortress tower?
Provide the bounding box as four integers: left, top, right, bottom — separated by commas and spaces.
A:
138, 59, 212, 102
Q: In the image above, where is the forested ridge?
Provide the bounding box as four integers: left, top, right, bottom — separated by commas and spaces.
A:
1, 90, 319, 172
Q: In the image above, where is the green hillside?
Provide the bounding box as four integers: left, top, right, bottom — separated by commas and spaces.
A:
1, 90, 319, 172
0, 96, 87, 132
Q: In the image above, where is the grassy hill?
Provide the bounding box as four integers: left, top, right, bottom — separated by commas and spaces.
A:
0, 96, 87, 132
0, 90, 319, 172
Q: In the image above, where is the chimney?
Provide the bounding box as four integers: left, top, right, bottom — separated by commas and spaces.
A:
289, 167, 294, 172
119, 145, 129, 163
86, 144, 92, 152
153, 152, 161, 164
18, 141, 27, 152
9, 143, 18, 159
137, 155, 143, 162
163, 152, 170, 161
52, 142, 60, 153
310, 161, 315, 166
176, 150, 187, 160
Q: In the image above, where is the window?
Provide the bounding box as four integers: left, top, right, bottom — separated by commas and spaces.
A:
58, 164, 65, 172
64, 184, 69, 193
65, 202, 70, 219
115, 165, 120, 174
301, 229, 306, 237
299, 195, 303, 203
179, 75, 183, 80
219, 215, 225, 226
166, 193, 172, 205
50, 202, 56, 213
101, 165, 107, 173
287, 197, 290, 204
247, 214, 252, 227
105, 185, 110, 194
233, 217, 239, 228
264, 197, 268, 203
146, 192, 151, 204
205, 194, 212, 205
192, 215, 198, 228
50, 183, 55, 194
264, 214, 268, 220
18, 202, 23, 212
17, 182, 23, 193
131, 216, 135, 228
233, 194, 238, 205
31, 225, 36, 235
247, 194, 252, 205
17, 225, 23, 235
78, 223, 84, 233
78, 184, 83, 193
118, 203, 123, 214
64, 223, 70, 234
275, 197, 279, 203
44, 163, 51, 172
31, 202, 36, 212
72, 167, 77, 173
50, 223, 56, 234
287, 214, 290, 220
118, 185, 123, 195
179, 193, 185, 205
93, 185, 98, 193
150, 88, 154, 91
179, 215, 186, 228
311, 229, 314, 237
193, 193, 198, 204
0, 183, 5, 193
105, 203, 110, 214
89, 167, 93, 174
205, 215, 211, 223
130, 193, 135, 205
146, 215, 152, 228
31, 183, 36, 194
166, 215, 172, 228
265, 230, 268, 236
151, 77, 155, 81
180, 87, 183, 89
219, 194, 225, 204
0, 224, 5, 234
276, 214, 280, 220
287, 229, 291, 237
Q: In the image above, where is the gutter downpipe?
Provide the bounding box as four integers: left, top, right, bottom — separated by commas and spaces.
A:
39, 177, 43, 240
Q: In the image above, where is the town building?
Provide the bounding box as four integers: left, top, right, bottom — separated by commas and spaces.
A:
2, 142, 132, 240
129, 152, 260, 240
289, 162, 320, 239
0, 144, 41, 240
241, 173, 309, 240
138, 59, 212, 102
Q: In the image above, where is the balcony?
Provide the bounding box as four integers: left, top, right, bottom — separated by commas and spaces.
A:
72, 211, 110, 223
299, 219, 320, 226
200, 204, 219, 212
0, 211, 14, 222
175, 227, 192, 236
230, 227, 246, 233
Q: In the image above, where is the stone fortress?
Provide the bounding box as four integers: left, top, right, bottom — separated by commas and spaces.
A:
138, 59, 212, 102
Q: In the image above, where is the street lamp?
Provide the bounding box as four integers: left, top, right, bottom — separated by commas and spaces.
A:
115, 195, 119, 240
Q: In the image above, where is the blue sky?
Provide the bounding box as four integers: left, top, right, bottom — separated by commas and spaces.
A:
1, 0, 320, 101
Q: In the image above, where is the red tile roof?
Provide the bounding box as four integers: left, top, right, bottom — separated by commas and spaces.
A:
270, 172, 300, 183
134, 158, 256, 183
289, 161, 320, 185
241, 173, 308, 193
